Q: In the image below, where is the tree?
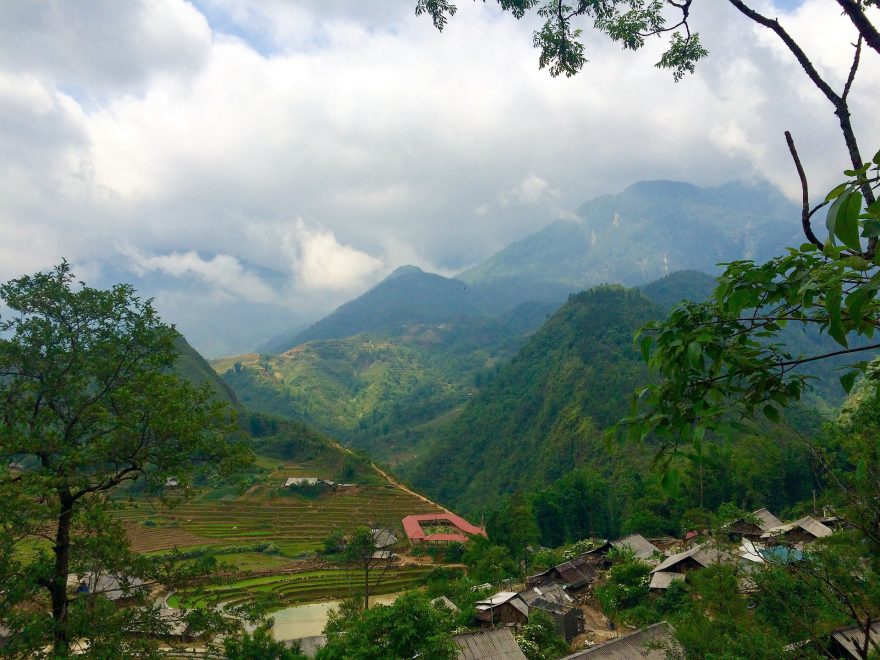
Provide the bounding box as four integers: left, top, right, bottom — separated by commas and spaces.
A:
224, 623, 307, 660
343, 526, 394, 610
318, 592, 457, 660
0, 262, 250, 656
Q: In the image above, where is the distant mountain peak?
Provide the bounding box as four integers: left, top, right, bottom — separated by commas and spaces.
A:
384, 265, 424, 281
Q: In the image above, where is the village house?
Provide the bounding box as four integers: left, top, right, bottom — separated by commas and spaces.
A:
70, 571, 147, 604
723, 508, 784, 539
610, 534, 663, 562
474, 592, 529, 628
760, 516, 833, 545
526, 551, 609, 591
453, 627, 527, 660
371, 528, 398, 549
518, 583, 584, 641
402, 512, 487, 546
562, 621, 678, 659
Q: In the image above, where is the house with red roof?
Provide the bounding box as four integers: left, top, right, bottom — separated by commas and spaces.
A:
402, 512, 487, 545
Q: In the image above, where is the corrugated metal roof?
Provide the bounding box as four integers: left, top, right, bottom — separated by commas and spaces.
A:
454, 628, 527, 660
562, 622, 676, 658
648, 572, 685, 589
476, 592, 519, 607
760, 516, 832, 541
519, 583, 573, 607
831, 621, 880, 659
752, 508, 783, 531
371, 528, 398, 548
650, 543, 724, 574
431, 596, 460, 613
611, 534, 662, 561
285, 477, 319, 487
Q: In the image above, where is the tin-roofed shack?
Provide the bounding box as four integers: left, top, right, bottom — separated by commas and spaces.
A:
610, 534, 662, 562
562, 621, 678, 659
475, 592, 529, 628
526, 550, 609, 591
760, 516, 832, 545
724, 508, 784, 539
454, 627, 527, 660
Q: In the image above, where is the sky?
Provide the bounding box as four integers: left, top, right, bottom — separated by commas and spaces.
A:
0, 0, 877, 357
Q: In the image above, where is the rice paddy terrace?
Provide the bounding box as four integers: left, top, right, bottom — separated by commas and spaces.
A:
169, 566, 439, 610
119, 478, 441, 555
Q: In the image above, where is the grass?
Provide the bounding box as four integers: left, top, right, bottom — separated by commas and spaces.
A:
173, 566, 435, 609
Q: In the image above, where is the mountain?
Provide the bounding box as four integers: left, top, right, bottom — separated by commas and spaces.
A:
260, 266, 491, 354
399, 285, 661, 508
172, 334, 242, 411
460, 180, 802, 308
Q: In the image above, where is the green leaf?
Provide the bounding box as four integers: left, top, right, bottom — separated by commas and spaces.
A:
855, 459, 867, 483
873, 149, 880, 166
861, 219, 880, 238
834, 191, 863, 251
825, 182, 849, 202
763, 404, 779, 423
687, 341, 701, 369
640, 335, 653, 363
799, 242, 818, 252
826, 278, 847, 347
660, 468, 680, 497
844, 255, 871, 271
840, 370, 858, 394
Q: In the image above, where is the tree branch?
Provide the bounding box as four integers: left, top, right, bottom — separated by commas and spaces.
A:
785, 131, 824, 248
835, 0, 880, 57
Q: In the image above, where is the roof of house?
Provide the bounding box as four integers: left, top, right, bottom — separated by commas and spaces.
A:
648, 572, 686, 590
562, 622, 676, 659
371, 528, 398, 548
285, 477, 319, 487
831, 621, 880, 659
454, 628, 527, 660
431, 596, 460, 613
518, 582, 573, 607
476, 592, 529, 618
611, 534, 662, 561
650, 543, 724, 574
760, 516, 833, 541
752, 508, 784, 530
402, 512, 486, 541
75, 572, 146, 601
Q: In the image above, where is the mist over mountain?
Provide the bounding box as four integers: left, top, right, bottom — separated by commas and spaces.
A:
461, 180, 802, 309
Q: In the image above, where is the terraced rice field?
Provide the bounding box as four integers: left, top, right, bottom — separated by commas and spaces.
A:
118, 485, 440, 554
172, 566, 435, 609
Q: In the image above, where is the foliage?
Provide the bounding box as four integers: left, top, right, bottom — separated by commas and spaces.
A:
594, 554, 652, 618
343, 526, 394, 609
317, 592, 457, 660
462, 538, 518, 586
223, 623, 307, 660
515, 610, 569, 660
320, 530, 346, 556
0, 262, 251, 656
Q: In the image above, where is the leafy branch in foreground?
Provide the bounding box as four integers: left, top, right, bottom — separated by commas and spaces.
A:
615, 152, 880, 478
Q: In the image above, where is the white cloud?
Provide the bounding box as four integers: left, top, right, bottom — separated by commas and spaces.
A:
282, 220, 384, 292
0, 0, 876, 354
122, 247, 279, 303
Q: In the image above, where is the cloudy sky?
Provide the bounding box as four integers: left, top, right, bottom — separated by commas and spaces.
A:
1, 0, 877, 356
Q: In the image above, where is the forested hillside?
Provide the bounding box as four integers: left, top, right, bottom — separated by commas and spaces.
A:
400, 281, 825, 518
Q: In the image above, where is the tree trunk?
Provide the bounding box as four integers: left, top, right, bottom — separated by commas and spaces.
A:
52, 492, 74, 654
363, 564, 370, 610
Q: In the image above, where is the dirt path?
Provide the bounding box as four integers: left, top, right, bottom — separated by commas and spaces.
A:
370, 462, 449, 514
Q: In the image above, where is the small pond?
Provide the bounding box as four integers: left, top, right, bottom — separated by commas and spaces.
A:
269, 592, 403, 641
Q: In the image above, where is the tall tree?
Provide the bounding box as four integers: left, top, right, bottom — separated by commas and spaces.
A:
344, 526, 394, 610
0, 262, 249, 656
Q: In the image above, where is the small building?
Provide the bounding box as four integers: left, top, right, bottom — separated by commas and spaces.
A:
454, 628, 527, 660
828, 621, 880, 659
72, 572, 146, 603
475, 592, 529, 628
650, 543, 725, 576
285, 477, 319, 487
526, 551, 608, 590
529, 598, 584, 641
610, 534, 662, 562
724, 508, 784, 539
402, 512, 487, 545
371, 528, 398, 549
431, 596, 460, 614
562, 621, 678, 659
760, 516, 832, 545
648, 571, 685, 591
164, 477, 179, 488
